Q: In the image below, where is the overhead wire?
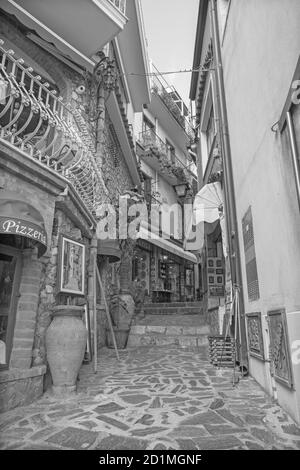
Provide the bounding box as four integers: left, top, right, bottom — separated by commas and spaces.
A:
119, 65, 213, 79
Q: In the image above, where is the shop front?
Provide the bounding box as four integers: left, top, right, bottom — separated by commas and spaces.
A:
0, 151, 97, 411
133, 236, 197, 303
0, 191, 48, 370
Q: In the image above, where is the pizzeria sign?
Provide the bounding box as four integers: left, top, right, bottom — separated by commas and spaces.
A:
0, 216, 47, 246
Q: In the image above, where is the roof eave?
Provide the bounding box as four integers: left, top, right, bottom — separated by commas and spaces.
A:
189, 0, 209, 101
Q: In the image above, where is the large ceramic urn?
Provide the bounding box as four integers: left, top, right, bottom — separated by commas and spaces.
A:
45, 305, 87, 395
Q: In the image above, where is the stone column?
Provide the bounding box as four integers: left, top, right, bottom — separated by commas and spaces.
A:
87, 236, 97, 355
119, 256, 132, 294
117, 253, 135, 329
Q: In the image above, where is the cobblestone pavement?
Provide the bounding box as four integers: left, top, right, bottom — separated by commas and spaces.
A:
1, 345, 300, 450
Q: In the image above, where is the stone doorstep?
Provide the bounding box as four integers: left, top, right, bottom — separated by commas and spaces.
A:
131, 326, 209, 336
143, 302, 203, 308
127, 334, 208, 347
0, 366, 46, 384
144, 309, 203, 315
130, 326, 146, 334
145, 326, 167, 334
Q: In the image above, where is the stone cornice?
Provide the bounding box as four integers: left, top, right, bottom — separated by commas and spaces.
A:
189, 0, 209, 101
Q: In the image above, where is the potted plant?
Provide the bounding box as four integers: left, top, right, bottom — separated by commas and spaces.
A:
172, 165, 187, 182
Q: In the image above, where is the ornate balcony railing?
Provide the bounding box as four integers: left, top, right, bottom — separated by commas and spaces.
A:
138, 129, 197, 189
109, 0, 126, 15
151, 65, 194, 139
0, 40, 105, 213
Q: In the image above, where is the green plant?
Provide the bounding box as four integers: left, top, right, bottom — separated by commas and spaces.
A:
160, 90, 185, 128
172, 165, 187, 182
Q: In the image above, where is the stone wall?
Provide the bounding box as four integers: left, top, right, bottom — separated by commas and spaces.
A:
32, 207, 91, 370
207, 307, 220, 336
102, 114, 135, 206
0, 170, 55, 375
0, 366, 46, 412
0, 168, 95, 408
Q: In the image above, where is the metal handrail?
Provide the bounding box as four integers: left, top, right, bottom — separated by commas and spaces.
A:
0, 39, 105, 212
138, 129, 197, 185
151, 64, 194, 138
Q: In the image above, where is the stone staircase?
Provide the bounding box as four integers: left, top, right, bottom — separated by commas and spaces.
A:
127, 301, 209, 348
142, 301, 204, 316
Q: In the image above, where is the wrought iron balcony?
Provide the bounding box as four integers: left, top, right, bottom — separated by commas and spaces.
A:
138, 129, 197, 189
151, 65, 194, 139
0, 40, 104, 213
109, 0, 126, 15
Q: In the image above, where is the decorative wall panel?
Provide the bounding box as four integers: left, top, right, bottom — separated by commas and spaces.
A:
268, 309, 293, 388
246, 312, 264, 360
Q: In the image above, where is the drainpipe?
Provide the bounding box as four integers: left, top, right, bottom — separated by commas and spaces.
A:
286, 110, 300, 210
192, 139, 204, 190
210, 0, 248, 366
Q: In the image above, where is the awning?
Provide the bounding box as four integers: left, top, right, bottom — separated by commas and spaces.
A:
138, 227, 197, 264
97, 239, 121, 263
185, 182, 228, 255
0, 190, 47, 257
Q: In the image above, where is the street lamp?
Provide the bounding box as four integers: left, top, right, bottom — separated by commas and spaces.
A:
93, 51, 118, 91
84, 51, 118, 123
174, 182, 190, 198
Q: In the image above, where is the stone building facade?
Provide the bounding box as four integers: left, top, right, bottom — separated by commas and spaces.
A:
0, 2, 148, 411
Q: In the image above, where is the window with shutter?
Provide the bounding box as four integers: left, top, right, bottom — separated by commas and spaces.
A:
242, 206, 260, 301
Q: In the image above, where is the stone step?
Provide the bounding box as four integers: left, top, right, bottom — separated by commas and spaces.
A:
127, 317, 210, 349
144, 301, 203, 308
143, 306, 203, 315
130, 324, 210, 336
133, 314, 207, 327
127, 330, 209, 348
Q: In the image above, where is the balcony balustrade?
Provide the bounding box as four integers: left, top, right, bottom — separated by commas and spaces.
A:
138, 129, 197, 189
109, 0, 126, 15
151, 65, 194, 139
0, 40, 103, 213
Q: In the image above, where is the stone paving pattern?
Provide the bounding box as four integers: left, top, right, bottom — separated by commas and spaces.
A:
1, 345, 300, 450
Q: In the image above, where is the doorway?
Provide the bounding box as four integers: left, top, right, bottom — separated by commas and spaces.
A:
0, 245, 22, 369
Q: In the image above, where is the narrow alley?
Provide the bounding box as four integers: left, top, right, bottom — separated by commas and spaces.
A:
1, 0, 300, 456
1, 345, 300, 451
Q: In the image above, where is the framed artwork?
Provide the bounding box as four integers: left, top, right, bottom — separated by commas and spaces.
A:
58, 235, 85, 295
246, 312, 265, 361
267, 309, 293, 389
185, 268, 193, 286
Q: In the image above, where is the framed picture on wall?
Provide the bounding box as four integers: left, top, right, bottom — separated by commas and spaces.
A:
58, 235, 85, 295
267, 309, 293, 389
185, 268, 193, 286
246, 312, 265, 361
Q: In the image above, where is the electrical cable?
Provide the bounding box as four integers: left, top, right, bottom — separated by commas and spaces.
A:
119, 66, 213, 78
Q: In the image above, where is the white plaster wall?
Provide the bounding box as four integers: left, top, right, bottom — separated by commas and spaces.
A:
222, 0, 300, 422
